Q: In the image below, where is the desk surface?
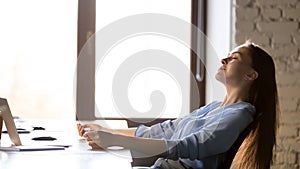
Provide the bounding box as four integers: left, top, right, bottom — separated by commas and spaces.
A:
0, 120, 132, 169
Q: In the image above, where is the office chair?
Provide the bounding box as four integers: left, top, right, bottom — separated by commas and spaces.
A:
215, 116, 258, 169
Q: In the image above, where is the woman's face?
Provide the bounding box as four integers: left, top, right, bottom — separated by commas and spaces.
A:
215, 44, 255, 87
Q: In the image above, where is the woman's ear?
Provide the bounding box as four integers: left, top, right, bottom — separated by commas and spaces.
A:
244, 71, 258, 81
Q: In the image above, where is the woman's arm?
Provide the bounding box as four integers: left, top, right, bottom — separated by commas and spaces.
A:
84, 130, 168, 158
166, 108, 254, 160
114, 128, 137, 136
77, 123, 136, 137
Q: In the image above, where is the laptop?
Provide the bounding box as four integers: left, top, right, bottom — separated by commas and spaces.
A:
0, 98, 65, 151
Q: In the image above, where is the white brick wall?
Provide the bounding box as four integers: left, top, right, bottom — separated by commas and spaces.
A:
257, 0, 298, 6
233, 0, 300, 168
236, 7, 259, 20
284, 8, 300, 20
256, 22, 298, 33
273, 34, 292, 46
262, 8, 281, 19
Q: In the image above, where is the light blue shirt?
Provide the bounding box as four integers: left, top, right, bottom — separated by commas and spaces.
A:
135, 101, 255, 169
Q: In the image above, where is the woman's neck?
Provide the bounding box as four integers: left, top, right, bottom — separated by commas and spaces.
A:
222, 86, 250, 106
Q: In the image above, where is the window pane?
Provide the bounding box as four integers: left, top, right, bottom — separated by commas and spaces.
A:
95, 0, 191, 119
0, 0, 77, 119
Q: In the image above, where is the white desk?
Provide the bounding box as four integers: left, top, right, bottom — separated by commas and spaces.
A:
0, 120, 132, 169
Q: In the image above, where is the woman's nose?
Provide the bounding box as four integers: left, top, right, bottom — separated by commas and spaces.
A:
221, 58, 227, 64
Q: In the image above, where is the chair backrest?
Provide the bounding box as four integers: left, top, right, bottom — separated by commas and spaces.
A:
218, 117, 259, 169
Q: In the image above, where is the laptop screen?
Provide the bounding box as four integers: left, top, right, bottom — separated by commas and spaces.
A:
0, 98, 22, 146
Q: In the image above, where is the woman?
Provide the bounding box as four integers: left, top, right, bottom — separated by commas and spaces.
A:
77, 41, 279, 169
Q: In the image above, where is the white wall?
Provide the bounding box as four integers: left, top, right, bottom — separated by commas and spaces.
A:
205, 0, 233, 103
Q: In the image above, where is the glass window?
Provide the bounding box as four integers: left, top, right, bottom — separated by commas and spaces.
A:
95, 0, 191, 119
0, 0, 77, 119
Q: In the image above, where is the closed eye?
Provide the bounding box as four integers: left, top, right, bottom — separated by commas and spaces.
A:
227, 56, 238, 61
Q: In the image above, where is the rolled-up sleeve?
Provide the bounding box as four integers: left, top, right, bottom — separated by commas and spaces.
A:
166, 108, 254, 160
135, 118, 182, 139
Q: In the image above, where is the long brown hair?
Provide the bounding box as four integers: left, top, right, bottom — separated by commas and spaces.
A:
231, 41, 280, 169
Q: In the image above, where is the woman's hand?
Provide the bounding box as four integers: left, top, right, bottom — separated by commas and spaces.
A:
83, 130, 168, 158
77, 123, 104, 136
84, 130, 116, 150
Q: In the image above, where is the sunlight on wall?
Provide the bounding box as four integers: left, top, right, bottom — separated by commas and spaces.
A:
0, 0, 77, 119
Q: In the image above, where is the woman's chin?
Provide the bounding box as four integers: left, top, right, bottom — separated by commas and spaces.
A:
215, 74, 225, 84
